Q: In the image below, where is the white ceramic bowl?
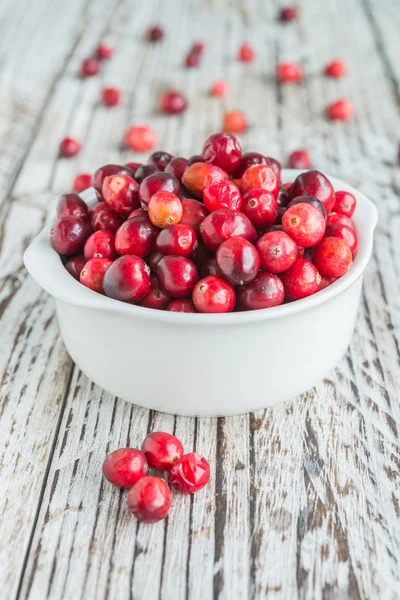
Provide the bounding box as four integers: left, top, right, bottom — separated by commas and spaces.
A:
24, 171, 378, 416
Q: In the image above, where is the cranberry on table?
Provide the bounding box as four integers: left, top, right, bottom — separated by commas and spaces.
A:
165, 157, 189, 180
160, 90, 188, 115
200, 208, 257, 251
182, 162, 228, 198
101, 87, 121, 107
210, 80, 229, 97
326, 223, 358, 257
157, 255, 199, 298
124, 161, 142, 177
223, 110, 248, 133
80, 57, 100, 77
103, 255, 151, 303
238, 272, 285, 310
141, 281, 171, 310
200, 257, 221, 278
51, 216, 91, 256
134, 164, 158, 184
168, 453, 210, 494
282, 202, 326, 247
96, 42, 113, 60
57, 193, 89, 221
276, 63, 303, 83
290, 170, 336, 214
326, 212, 355, 230
156, 224, 198, 257
312, 237, 353, 277
65, 254, 86, 280
257, 230, 298, 273
192, 276, 235, 313
141, 432, 183, 470
185, 51, 200, 68
216, 237, 260, 286
324, 59, 346, 79
124, 125, 156, 152
279, 6, 298, 21
147, 24, 164, 42
84, 230, 117, 260
241, 164, 279, 198
148, 191, 183, 228
92, 164, 135, 195
102, 448, 148, 487
192, 41, 205, 54
242, 188, 278, 229
233, 152, 268, 179
238, 42, 255, 63
115, 216, 158, 257
179, 198, 209, 231
202, 132, 242, 174
326, 98, 354, 121
89, 201, 107, 227
102, 174, 140, 217
332, 190, 356, 217
167, 299, 197, 312
280, 258, 321, 300
287, 195, 327, 220
59, 137, 81, 158
139, 172, 180, 208
288, 149, 311, 169
73, 173, 92, 193
203, 180, 242, 213
127, 476, 171, 523
147, 151, 173, 171
93, 207, 124, 233
80, 257, 113, 294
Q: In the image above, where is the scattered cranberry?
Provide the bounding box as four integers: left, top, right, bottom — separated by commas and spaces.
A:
93, 208, 124, 233
73, 173, 92, 193
238, 272, 284, 310
185, 51, 200, 68
156, 224, 197, 257
59, 137, 81, 158
200, 208, 257, 251
200, 257, 222, 278
326, 223, 358, 257
167, 299, 197, 312
147, 25, 164, 42
282, 202, 326, 247
80, 57, 100, 78
141, 432, 183, 470
149, 250, 165, 272
157, 255, 199, 298
147, 151, 173, 171
134, 164, 158, 184
257, 230, 298, 273
89, 201, 107, 227
313, 237, 353, 277
182, 162, 228, 198
238, 42, 255, 63
102, 174, 140, 217
141, 280, 171, 310
103, 255, 151, 302
242, 189, 278, 229
92, 164, 135, 195
276, 63, 303, 83
324, 59, 346, 79
124, 125, 156, 153
127, 476, 171, 523
102, 448, 148, 487
180, 198, 209, 231
332, 191, 356, 217
139, 172, 180, 208
168, 453, 210, 494
288, 150, 311, 169
279, 6, 298, 21
203, 180, 242, 213
326, 98, 353, 121
216, 238, 260, 285
326, 212, 354, 230
210, 80, 229, 97
65, 254, 86, 280
291, 170, 336, 214
280, 258, 321, 300
80, 257, 113, 294
57, 193, 89, 221
223, 110, 248, 133
202, 132, 242, 174
84, 230, 117, 260
165, 157, 189, 179
124, 162, 142, 177
241, 164, 279, 198
192, 276, 235, 313
287, 195, 327, 220
233, 152, 268, 179
115, 216, 158, 257
160, 90, 188, 115
101, 87, 121, 107
148, 191, 183, 228
96, 42, 113, 60
51, 216, 91, 256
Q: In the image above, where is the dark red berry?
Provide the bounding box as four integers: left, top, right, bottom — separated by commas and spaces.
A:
257, 230, 298, 273
89, 202, 107, 227
182, 163, 228, 199
238, 272, 284, 310
279, 6, 298, 21
290, 170, 336, 214
324, 59, 346, 78
167, 299, 197, 312
241, 164, 279, 198
332, 191, 356, 217
326, 98, 353, 121
80, 57, 100, 77
115, 216, 158, 257
147, 25, 164, 42
102, 448, 148, 487
200, 257, 222, 278
185, 51, 200, 68
157, 256, 199, 298
80, 257, 113, 294
65, 254, 86, 280
140, 279, 171, 310
160, 90, 188, 115
282, 202, 326, 247
287, 195, 327, 220
216, 238, 260, 285
241, 188, 278, 229
148, 191, 183, 228
187, 155, 204, 166
92, 164, 135, 195
59, 137, 81, 158
124, 125, 156, 153
73, 173, 92, 193
165, 157, 189, 180
232, 152, 268, 179
319, 275, 337, 290
93, 208, 124, 233
127, 476, 171, 523
200, 208, 257, 251
96, 42, 113, 60
102, 174, 140, 217
265, 157, 282, 181
168, 453, 210, 494
134, 164, 158, 184
325, 224, 358, 257
288, 150, 311, 169
192, 276, 235, 313
202, 132, 242, 174
180, 198, 209, 231
84, 230, 117, 260
203, 180, 242, 213
147, 151, 173, 171
103, 255, 151, 303
139, 172, 180, 208
124, 162, 142, 177
101, 87, 121, 107
156, 224, 198, 257
277, 186, 291, 207
276, 63, 302, 83
141, 432, 183, 470
57, 193, 89, 221
51, 216, 91, 256
312, 237, 353, 277
280, 259, 321, 300
238, 42, 255, 63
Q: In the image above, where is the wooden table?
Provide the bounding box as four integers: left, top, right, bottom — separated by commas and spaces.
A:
1, 0, 400, 598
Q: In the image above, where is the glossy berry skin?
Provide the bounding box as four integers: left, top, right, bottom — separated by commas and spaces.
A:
84, 230, 117, 260
324, 59, 346, 79
276, 63, 303, 83
65, 254, 86, 280
147, 25, 164, 42
165, 157, 189, 180
141, 432, 183, 470
148, 191, 183, 228
238, 272, 284, 310
139, 172, 180, 208
332, 191, 356, 217
180, 198, 209, 231
160, 90, 188, 115
238, 42, 255, 63
157, 256, 199, 298
127, 476, 171, 524
290, 170, 336, 214
149, 250, 165, 272
129, 208, 147, 219
280, 259, 321, 300
92, 164, 135, 195
202, 133, 242, 174
265, 157, 282, 182
80, 258, 113, 294
192, 276, 235, 313
200, 208, 257, 251
102, 448, 148, 487
93, 208, 124, 233
287, 195, 327, 221
241, 164, 279, 198
282, 203, 326, 247
156, 224, 197, 257
223, 110, 248, 133
134, 164, 158, 184
80, 57, 100, 77
147, 151, 173, 171
325, 224, 358, 257
115, 216, 158, 257
277, 186, 291, 207
140, 279, 171, 310
169, 453, 210, 494
288, 150, 311, 169
279, 6, 298, 21
124, 162, 142, 176
73, 173, 92, 193
124, 125, 156, 152
326, 98, 353, 121
102, 174, 140, 217
216, 238, 260, 286
101, 87, 121, 107
57, 193, 89, 221
182, 163, 228, 198
96, 42, 113, 60
242, 188, 278, 229
210, 80, 229, 97
312, 237, 353, 277
51, 216, 91, 256
167, 299, 197, 312
89, 202, 107, 227
59, 137, 81, 158
203, 180, 242, 213
233, 152, 268, 178
103, 255, 151, 303
187, 155, 204, 166
257, 230, 298, 273
200, 257, 222, 278
326, 212, 355, 230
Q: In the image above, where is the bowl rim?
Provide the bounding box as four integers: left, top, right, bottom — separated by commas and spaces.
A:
24, 170, 378, 326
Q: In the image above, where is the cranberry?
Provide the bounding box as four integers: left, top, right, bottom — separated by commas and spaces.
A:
276, 63, 302, 83
282, 202, 326, 247
326, 224, 358, 257
233, 152, 268, 178
148, 191, 182, 228
57, 193, 89, 221
149, 250, 164, 272
139, 172, 180, 208
129, 208, 147, 219
203, 180, 242, 213
241, 164, 279, 198
141, 432, 183, 470
277, 186, 291, 207
65, 254, 86, 280
287, 195, 327, 220
200, 257, 222, 278
93, 208, 124, 233
193, 276, 235, 313
265, 157, 282, 181
223, 110, 248, 133
134, 164, 158, 184
101, 87, 121, 107
279, 6, 298, 21
93, 164, 135, 195
59, 137, 81, 158
73, 173, 92, 193
313, 237, 353, 277
326, 212, 354, 230
200, 208, 257, 251
147, 151, 173, 171
291, 170, 335, 214
319, 274, 337, 290
185, 51, 200, 68
191, 243, 212, 268
147, 25, 164, 42
104, 255, 150, 303
157, 255, 199, 297
326, 98, 353, 121
169, 453, 210, 494
324, 59, 346, 79
192, 41, 205, 54
257, 230, 298, 273
89, 202, 107, 227
216, 238, 260, 286
96, 42, 113, 60
276, 206, 286, 224
238, 42, 255, 63
280, 259, 321, 300
242, 189, 278, 229
202, 132, 242, 174
80, 257, 113, 294
165, 157, 189, 180
102, 448, 148, 487
332, 191, 356, 217
80, 57, 100, 77
238, 272, 284, 310
156, 224, 197, 257
115, 216, 158, 257
140, 279, 171, 310
102, 174, 140, 217
182, 162, 228, 198
180, 198, 209, 231
84, 230, 117, 260
288, 149, 311, 169
210, 80, 229, 97
167, 299, 197, 312
127, 476, 171, 523
124, 162, 142, 177
51, 216, 91, 256
124, 125, 156, 152
160, 90, 188, 115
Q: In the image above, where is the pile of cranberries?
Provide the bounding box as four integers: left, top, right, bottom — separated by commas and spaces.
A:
102, 432, 210, 523
51, 132, 357, 313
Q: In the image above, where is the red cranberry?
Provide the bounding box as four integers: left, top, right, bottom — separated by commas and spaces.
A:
102, 448, 148, 487
200, 257, 222, 278
128, 208, 147, 219
102, 174, 140, 217
156, 224, 197, 257
103, 255, 151, 302
84, 230, 117, 260
242, 189, 278, 229
332, 191, 356, 217
202, 132, 242, 174
180, 198, 209, 231
216, 238, 260, 285
147, 25, 164, 42
287, 195, 327, 220
210, 80, 229, 97
124, 125, 156, 152
265, 157, 282, 181
124, 162, 142, 177
185, 51, 200, 68
167, 299, 197, 312
115, 216, 158, 257
288, 150, 311, 169
165, 157, 189, 180
291, 170, 335, 214
148, 191, 182, 228
326, 98, 353, 121
282, 202, 326, 247
223, 110, 248, 133
80, 257, 113, 294
324, 59, 346, 79
147, 151, 173, 171
127, 476, 171, 523
182, 163, 228, 198
57, 193, 89, 221
101, 87, 121, 107
257, 230, 298, 272
80, 57, 100, 77
169, 453, 210, 494
192, 275, 236, 313
238, 42, 255, 63
191, 243, 212, 268
65, 254, 86, 280
96, 42, 113, 60
326, 224, 358, 257
279, 6, 298, 21
313, 237, 353, 277
51, 216, 91, 256
59, 137, 81, 158
187, 155, 204, 166
89, 202, 107, 227
280, 259, 321, 300
200, 208, 257, 251
160, 90, 188, 115
157, 256, 199, 297
140, 279, 171, 310
233, 152, 268, 179
203, 180, 242, 213
149, 250, 164, 272
241, 164, 279, 198
93, 164, 135, 195
277, 186, 291, 207
192, 41, 205, 54
326, 212, 354, 230
135, 164, 158, 184
141, 432, 183, 470
238, 272, 284, 310
139, 172, 180, 208
276, 63, 303, 83
93, 208, 124, 233
319, 275, 337, 290
73, 173, 92, 193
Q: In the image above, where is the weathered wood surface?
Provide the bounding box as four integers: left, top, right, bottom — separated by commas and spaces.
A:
0, 0, 399, 598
